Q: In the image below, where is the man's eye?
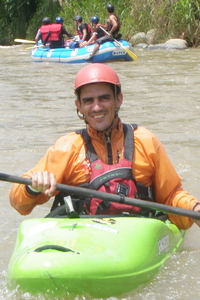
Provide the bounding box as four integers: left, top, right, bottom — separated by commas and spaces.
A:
99, 95, 110, 101
83, 98, 93, 104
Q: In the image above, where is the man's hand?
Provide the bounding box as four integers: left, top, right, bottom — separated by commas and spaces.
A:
30, 171, 57, 197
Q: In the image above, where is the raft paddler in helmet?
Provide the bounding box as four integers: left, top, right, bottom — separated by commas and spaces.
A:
43, 16, 73, 48
84, 4, 121, 61
9, 64, 200, 230
35, 17, 51, 45
83, 16, 105, 48
105, 4, 121, 38
73, 15, 92, 42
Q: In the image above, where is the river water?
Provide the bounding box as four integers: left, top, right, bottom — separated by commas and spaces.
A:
0, 44, 200, 300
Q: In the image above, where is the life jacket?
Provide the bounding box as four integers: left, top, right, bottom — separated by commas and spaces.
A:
90, 25, 105, 43
77, 124, 155, 215
49, 23, 62, 41
40, 25, 51, 42
96, 24, 106, 39
77, 23, 92, 41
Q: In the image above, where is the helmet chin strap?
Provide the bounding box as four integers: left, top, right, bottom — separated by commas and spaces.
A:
77, 109, 88, 123
103, 121, 114, 133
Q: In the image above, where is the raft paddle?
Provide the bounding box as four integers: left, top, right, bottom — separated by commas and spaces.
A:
14, 39, 36, 44
99, 27, 138, 61
1, 172, 200, 220
25, 45, 45, 50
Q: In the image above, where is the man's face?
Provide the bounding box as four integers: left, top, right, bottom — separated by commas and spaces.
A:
75, 82, 122, 132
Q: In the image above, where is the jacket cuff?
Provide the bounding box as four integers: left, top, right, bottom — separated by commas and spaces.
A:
26, 185, 41, 196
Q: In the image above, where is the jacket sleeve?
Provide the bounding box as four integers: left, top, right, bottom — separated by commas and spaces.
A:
9, 133, 88, 215
62, 26, 73, 38
134, 127, 199, 230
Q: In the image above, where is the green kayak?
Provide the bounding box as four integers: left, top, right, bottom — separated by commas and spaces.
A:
6, 213, 185, 298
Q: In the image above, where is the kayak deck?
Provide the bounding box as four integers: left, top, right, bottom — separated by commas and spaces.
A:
6, 215, 185, 298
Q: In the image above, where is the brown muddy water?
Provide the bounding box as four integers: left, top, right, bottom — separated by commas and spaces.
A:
0, 44, 200, 300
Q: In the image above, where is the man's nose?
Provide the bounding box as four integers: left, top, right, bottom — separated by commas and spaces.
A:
92, 99, 102, 110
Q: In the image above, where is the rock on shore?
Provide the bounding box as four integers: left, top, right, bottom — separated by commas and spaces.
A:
130, 30, 188, 50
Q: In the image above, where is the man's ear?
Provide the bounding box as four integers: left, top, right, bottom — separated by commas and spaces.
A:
116, 92, 123, 109
75, 99, 81, 111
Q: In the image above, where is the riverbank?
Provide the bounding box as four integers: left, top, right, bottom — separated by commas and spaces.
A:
1, 0, 200, 47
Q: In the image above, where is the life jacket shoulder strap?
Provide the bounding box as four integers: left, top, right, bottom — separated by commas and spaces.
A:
76, 127, 97, 162
86, 23, 92, 33
123, 123, 137, 161
76, 123, 138, 162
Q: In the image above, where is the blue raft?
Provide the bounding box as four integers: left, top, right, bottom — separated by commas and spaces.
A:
31, 40, 135, 63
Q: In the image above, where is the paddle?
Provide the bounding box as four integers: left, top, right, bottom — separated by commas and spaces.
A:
1, 172, 200, 220
25, 45, 45, 50
14, 39, 36, 44
99, 26, 138, 61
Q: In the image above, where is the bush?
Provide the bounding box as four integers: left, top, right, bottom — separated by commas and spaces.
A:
1, 0, 200, 46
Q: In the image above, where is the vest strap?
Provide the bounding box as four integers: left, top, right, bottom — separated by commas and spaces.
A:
89, 167, 134, 190
76, 123, 138, 163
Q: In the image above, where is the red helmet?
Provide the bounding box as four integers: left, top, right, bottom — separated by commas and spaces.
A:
74, 63, 121, 92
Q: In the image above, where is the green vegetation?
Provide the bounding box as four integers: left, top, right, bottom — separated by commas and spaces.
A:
1, 0, 200, 46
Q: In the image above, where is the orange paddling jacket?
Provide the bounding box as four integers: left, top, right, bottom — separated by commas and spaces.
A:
9, 120, 198, 229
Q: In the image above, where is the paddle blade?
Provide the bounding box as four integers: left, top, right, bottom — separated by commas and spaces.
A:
99, 26, 138, 61
124, 48, 138, 61
14, 39, 36, 44
113, 39, 138, 61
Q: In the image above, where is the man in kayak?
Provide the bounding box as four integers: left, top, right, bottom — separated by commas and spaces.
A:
9, 63, 200, 230
44, 16, 73, 48
85, 4, 121, 61
35, 17, 51, 45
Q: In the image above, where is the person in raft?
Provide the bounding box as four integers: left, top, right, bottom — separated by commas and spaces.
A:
43, 16, 73, 48
9, 63, 200, 230
85, 4, 121, 61
71, 15, 92, 48
35, 17, 51, 45
82, 16, 106, 48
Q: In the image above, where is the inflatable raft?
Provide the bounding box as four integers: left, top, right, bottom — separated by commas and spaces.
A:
30, 40, 136, 63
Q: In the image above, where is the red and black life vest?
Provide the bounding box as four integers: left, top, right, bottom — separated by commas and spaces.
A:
49, 23, 62, 41
94, 24, 106, 39
40, 25, 51, 42
77, 23, 92, 41
77, 124, 155, 215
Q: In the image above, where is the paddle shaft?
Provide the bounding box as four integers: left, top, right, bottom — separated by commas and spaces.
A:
1, 172, 200, 220
25, 45, 44, 50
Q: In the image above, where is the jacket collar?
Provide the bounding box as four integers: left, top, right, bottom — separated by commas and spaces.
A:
87, 118, 123, 143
